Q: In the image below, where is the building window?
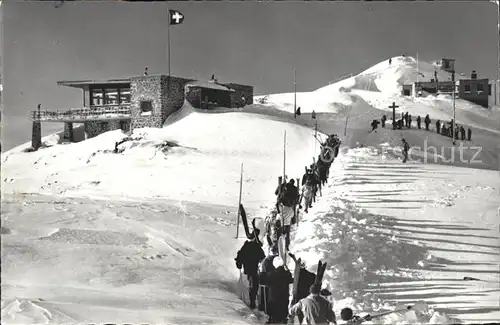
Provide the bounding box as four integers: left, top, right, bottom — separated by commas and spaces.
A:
488, 84, 492, 96
119, 88, 131, 104
464, 84, 471, 93
91, 89, 104, 106
140, 100, 153, 114
104, 89, 119, 105
477, 83, 484, 94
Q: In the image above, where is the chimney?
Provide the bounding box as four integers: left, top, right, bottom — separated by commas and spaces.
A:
471, 70, 477, 79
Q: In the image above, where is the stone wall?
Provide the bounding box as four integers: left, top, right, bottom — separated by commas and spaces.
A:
161, 76, 193, 120
84, 119, 130, 139
31, 121, 41, 150
224, 83, 254, 108
130, 76, 163, 129
130, 75, 193, 129
185, 86, 202, 109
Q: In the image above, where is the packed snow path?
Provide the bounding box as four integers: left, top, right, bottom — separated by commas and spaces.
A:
292, 147, 500, 323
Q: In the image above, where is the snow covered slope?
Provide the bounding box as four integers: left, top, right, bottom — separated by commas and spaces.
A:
1, 103, 317, 209
291, 147, 500, 323
1, 103, 321, 324
256, 56, 499, 135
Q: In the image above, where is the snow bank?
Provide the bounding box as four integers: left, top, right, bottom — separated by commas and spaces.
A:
1, 107, 319, 210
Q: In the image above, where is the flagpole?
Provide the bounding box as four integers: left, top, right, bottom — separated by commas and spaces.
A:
167, 8, 171, 80
497, 0, 500, 105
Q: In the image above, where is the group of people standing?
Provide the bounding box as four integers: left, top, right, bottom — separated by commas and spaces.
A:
373, 111, 473, 142
234, 134, 342, 324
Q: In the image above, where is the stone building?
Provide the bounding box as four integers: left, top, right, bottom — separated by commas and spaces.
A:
31, 75, 253, 149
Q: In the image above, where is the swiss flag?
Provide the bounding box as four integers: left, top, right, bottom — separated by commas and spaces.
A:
169, 10, 185, 25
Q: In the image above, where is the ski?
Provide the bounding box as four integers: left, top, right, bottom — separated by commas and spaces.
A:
287, 256, 302, 325
314, 260, 327, 286
239, 204, 252, 239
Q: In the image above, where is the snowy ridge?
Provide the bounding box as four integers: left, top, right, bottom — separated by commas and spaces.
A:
2, 55, 499, 324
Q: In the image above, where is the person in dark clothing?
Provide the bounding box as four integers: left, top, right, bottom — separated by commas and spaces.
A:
401, 138, 410, 163
416, 116, 421, 129
408, 115, 412, 128
436, 120, 441, 134
425, 114, 431, 131
235, 231, 266, 309
259, 245, 278, 312
381, 115, 387, 128
274, 178, 287, 213
266, 257, 293, 324
389, 58, 392, 65
289, 284, 337, 325
278, 179, 300, 250
404, 112, 409, 126
467, 128, 472, 141
454, 126, 459, 140
460, 125, 466, 141
370, 119, 380, 132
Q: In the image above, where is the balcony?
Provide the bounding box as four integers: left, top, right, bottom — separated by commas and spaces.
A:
31, 105, 132, 123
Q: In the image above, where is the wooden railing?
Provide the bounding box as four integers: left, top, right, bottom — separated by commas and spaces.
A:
31, 105, 132, 121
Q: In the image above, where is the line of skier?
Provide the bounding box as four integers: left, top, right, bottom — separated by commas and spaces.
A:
235, 133, 343, 324
372, 112, 473, 142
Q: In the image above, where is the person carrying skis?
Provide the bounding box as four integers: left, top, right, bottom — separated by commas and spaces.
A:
266, 256, 293, 324
264, 210, 280, 248
278, 179, 300, 250
289, 284, 337, 325
300, 171, 315, 213
401, 138, 410, 163
259, 244, 278, 312
424, 114, 431, 131
235, 230, 266, 309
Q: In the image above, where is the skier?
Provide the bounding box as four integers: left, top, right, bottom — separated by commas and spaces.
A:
416, 116, 421, 129
370, 119, 380, 132
274, 178, 287, 213
266, 256, 293, 324
436, 120, 441, 134
389, 58, 392, 65
424, 114, 431, 131
289, 284, 337, 325
340, 308, 373, 325
381, 115, 387, 128
460, 125, 466, 141
401, 138, 410, 163
259, 244, 278, 312
467, 128, 472, 141
264, 210, 280, 248
235, 230, 266, 309
277, 179, 299, 250
300, 172, 314, 213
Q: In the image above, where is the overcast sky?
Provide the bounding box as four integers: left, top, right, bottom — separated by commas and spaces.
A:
1, 1, 497, 151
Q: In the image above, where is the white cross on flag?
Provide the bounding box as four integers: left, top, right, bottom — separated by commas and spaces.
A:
169, 10, 184, 25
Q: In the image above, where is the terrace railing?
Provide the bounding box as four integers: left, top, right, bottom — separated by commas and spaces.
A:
31, 105, 132, 121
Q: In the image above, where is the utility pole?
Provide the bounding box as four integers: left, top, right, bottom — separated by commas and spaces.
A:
452, 70, 456, 145
294, 68, 297, 119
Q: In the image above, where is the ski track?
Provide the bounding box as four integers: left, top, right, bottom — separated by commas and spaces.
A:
292, 148, 500, 323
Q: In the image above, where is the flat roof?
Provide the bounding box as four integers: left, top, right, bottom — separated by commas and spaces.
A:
185, 80, 235, 92
57, 78, 132, 89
